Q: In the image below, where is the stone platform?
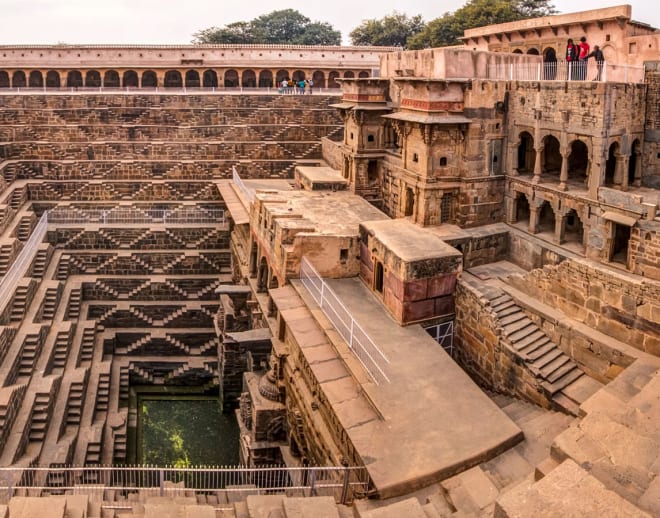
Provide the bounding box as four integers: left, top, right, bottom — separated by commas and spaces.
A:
276, 277, 522, 498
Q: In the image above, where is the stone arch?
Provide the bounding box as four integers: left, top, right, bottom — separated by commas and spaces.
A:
404, 186, 415, 217
568, 139, 589, 183
542, 134, 561, 175
292, 70, 305, 82
85, 70, 101, 87
0, 71, 9, 88
605, 141, 620, 187
67, 70, 83, 87
312, 70, 325, 88
344, 71, 355, 79
104, 70, 119, 87
543, 47, 557, 79
537, 200, 556, 234
122, 70, 138, 87
185, 70, 200, 87
513, 49, 523, 54
258, 70, 273, 87
241, 69, 256, 87
224, 69, 239, 87
629, 139, 641, 185
275, 70, 288, 85
562, 208, 584, 247
328, 71, 340, 88
164, 70, 183, 88
517, 131, 535, 173
141, 70, 157, 88
257, 257, 269, 293
375, 261, 384, 293
12, 71, 26, 88
46, 70, 61, 88
526, 48, 540, 55
514, 192, 531, 226
358, 70, 369, 78
202, 70, 218, 87
28, 70, 43, 87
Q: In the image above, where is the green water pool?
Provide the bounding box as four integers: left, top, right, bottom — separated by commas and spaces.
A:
139, 398, 240, 467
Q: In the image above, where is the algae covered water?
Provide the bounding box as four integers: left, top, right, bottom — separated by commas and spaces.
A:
139, 398, 240, 466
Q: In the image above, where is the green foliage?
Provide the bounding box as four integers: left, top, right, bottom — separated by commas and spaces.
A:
349, 12, 425, 48
407, 0, 556, 49
192, 9, 341, 45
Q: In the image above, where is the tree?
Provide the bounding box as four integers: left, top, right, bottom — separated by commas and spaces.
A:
407, 0, 556, 49
192, 9, 341, 46
349, 12, 425, 48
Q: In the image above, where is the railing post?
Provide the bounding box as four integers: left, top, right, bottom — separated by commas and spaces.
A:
340, 467, 350, 504
309, 468, 316, 496
159, 469, 164, 496
319, 282, 325, 308
349, 319, 354, 348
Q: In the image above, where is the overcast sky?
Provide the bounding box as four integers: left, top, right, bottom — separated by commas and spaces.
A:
1, 0, 658, 45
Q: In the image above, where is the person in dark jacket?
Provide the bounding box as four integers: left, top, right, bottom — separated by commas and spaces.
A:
565, 39, 578, 80
588, 45, 605, 81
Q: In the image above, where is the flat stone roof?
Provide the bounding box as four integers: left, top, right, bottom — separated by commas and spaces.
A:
279, 277, 522, 498
361, 219, 463, 262
382, 112, 471, 124
258, 190, 388, 236
295, 166, 348, 185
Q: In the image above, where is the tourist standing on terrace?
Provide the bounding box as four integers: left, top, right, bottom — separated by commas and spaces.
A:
588, 45, 605, 81
578, 36, 590, 80
566, 39, 578, 80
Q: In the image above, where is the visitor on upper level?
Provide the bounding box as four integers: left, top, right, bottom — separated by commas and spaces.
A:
566, 39, 578, 80
588, 45, 605, 81
578, 36, 590, 80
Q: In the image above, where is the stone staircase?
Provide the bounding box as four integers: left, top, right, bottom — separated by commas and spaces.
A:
465, 279, 603, 416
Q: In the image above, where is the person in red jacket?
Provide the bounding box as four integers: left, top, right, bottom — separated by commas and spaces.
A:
578, 36, 590, 80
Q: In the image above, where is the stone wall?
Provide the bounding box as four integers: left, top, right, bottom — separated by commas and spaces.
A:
453, 280, 550, 408
506, 258, 660, 356
507, 229, 570, 271
442, 224, 509, 269
630, 220, 660, 280
644, 63, 660, 187
321, 137, 343, 171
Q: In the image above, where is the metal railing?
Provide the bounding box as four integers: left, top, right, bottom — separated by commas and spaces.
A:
0, 87, 343, 96
0, 464, 369, 505
232, 167, 255, 204
488, 60, 645, 83
46, 207, 226, 225
299, 257, 390, 384
0, 211, 48, 313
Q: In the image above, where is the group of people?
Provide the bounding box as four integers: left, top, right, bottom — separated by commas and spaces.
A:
279, 78, 313, 95
565, 36, 605, 80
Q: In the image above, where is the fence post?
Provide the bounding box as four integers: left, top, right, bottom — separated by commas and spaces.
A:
349, 319, 354, 348
340, 467, 350, 505
320, 282, 325, 308
309, 468, 316, 496
159, 469, 164, 496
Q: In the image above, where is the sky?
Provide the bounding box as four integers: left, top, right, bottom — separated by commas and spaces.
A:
1, 0, 658, 46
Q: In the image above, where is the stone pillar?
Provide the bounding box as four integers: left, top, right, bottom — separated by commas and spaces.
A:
529, 205, 539, 234
555, 212, 566, 244
558, 148, 569, 191
618, 154, 630, 190
532, 143, 543, 184
508, 142, 519, 176
156, 70, 166, 88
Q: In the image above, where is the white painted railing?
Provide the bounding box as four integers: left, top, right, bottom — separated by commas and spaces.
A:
232, 166, 255, 204
488, 60, 644, 83
299, 257, 390, 385
0, 87, 343, 96
47, 207, 226, 225
0, 211, 48, 313
0, 464, 369, 505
